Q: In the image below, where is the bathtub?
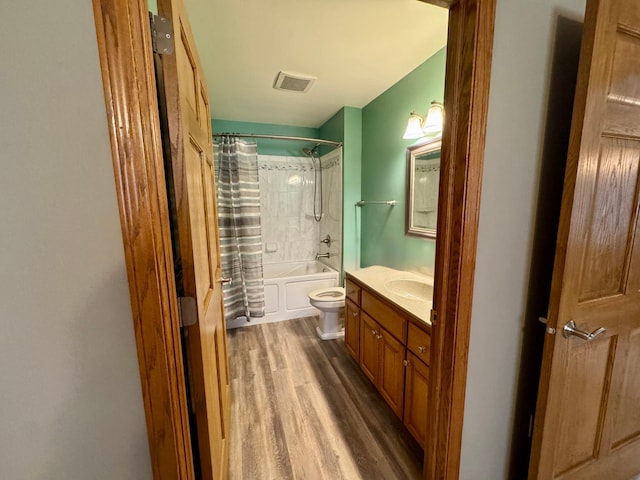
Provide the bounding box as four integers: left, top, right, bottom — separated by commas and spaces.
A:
226, 261, 339, 329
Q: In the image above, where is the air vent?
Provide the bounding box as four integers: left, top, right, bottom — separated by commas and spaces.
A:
273, 71, 317, 93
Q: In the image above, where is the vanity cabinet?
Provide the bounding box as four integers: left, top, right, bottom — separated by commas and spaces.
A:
404, 352, 429, 447
344, 298, 360, 361
359, 312, 405, 418
345, 273, 432, 447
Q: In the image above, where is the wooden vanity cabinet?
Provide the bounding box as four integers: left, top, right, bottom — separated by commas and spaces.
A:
359, 312, 380, 383
359, 312, 405, 418
378, 327, 406, 417
404, 319, 431, 447
345, 279, 361, 304
344, 298, 360, 361
404, 351, 429, 447
345, 273, 432, 446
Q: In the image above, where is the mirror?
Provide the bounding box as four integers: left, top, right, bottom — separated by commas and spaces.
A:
406, 139, 441, 238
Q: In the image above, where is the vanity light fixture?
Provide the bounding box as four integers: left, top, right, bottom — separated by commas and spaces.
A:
402, 100, 445, 139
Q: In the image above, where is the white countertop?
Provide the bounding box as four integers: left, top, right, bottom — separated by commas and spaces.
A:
346, 266, 433, 325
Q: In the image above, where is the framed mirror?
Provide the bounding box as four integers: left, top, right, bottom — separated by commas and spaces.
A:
406, 138, 441, 238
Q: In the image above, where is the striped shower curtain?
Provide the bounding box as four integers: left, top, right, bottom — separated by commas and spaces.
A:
214, 137, 265, 321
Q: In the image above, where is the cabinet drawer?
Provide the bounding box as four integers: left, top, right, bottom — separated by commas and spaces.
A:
361, 290, 406, 343
407, 322, 431, 364
345, 298, 359, 318
345, 279, 361, 305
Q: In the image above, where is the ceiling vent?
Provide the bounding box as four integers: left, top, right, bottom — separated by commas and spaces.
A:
273, 71, 317, 93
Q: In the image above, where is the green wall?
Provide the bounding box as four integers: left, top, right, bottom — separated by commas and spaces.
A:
360, 47, 446, 271
320, 107, 363, 278
211, 119, 320, 156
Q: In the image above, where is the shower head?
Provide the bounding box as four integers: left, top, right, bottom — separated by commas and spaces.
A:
303, 144, 320, 157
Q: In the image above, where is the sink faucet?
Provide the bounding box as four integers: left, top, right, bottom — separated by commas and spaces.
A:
315, 252, 330, 260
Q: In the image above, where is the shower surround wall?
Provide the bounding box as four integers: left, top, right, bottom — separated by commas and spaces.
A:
259, 155, 319, 264
258, 152, 342, 273
318, 148, 342, 273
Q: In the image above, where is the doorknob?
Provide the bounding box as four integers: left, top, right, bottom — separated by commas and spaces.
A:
562, 320, 606, 341
217, 277, 232, 284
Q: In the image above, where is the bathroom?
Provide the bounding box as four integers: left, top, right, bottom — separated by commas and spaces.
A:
212, 49, 444, 333
190, 0, 448, 477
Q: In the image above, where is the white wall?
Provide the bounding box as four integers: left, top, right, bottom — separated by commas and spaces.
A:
259, 155, 320, 264
0, 2, 151, 478
459, 0, 586, 478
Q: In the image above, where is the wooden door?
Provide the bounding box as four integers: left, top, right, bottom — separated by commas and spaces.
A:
156, 0, 230, 478
378, 328, 405, 418
345, 299, 360, 360
360, 312, 380, 384
530, 0, 640, 478
404, 353, 429, 447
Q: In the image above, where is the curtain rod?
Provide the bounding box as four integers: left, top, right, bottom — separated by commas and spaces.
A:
212, 132, 342, 148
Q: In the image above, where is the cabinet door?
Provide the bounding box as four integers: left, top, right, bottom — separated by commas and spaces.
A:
403, 352, 429, 447
378, 328, 406, 418
345, 299, 360, 361
359, 312, 379, 384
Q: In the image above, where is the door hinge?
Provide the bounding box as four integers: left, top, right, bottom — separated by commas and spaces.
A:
178, 296, 197, 327
149, 14, 175, 55
430, 309, 437, 326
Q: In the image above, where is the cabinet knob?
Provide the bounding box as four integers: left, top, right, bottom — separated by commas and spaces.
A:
403, 359, 411, 367
371, 329, 378, 336
418, 345, 427, 353
376, 334, 382, 340
351, 311, 358, 317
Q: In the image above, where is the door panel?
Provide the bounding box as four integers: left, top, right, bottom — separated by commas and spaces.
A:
530, 0, 640, 478
611, 328, 640, 448
553, 338, 616, 475
345, 299, 360, 360
378, 328, 405, 418
157, 0, 230, 478
404, 352, 429, 448
360, 312, 379, 384
577, 137, 640, 302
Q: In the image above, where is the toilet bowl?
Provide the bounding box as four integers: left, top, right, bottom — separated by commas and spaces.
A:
308, 287, 346, 340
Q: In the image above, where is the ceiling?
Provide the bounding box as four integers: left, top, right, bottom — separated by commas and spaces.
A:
184, 0, 449, 128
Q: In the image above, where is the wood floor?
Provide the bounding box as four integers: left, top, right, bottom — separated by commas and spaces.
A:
226, 316, 423, 480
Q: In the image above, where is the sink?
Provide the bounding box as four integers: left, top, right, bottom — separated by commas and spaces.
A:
384, 279, 433, 301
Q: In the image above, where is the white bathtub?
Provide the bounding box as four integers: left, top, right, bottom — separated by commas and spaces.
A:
226, 261, 340, 329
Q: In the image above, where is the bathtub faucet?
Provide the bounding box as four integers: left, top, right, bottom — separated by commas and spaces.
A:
315, 252, 330, 260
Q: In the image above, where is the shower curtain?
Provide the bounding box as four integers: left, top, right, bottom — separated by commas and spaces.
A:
214, 137, 265, 321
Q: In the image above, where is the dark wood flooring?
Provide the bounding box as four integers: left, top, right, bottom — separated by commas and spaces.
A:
226, 316, 423, 479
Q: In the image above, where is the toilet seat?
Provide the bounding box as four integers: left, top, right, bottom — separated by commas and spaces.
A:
309, 287, 345, 302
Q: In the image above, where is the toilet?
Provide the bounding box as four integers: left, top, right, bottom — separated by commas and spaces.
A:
308, 287, 346, 340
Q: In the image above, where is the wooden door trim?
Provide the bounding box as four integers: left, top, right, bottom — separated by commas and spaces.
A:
92, 1, 194, 478
92, 0, 496, 477
420, 0, 496, 479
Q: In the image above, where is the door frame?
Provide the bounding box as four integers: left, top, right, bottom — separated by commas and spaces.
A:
92, 1, 193, 478
421, 0, 496, 478
92, 0, 495, 478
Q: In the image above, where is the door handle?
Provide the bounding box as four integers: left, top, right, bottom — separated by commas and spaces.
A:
217, 277, 232, 285
562, 320, 606, 341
